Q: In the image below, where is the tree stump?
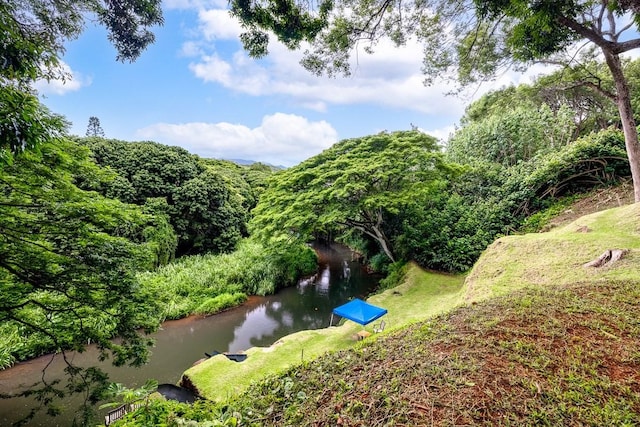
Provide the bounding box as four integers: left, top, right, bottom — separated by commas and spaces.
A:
583, 249, 629, 268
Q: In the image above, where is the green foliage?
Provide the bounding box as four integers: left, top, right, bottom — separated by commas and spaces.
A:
231, 0, 333, 57
396, 187, 515, 272
1, 0, 162, 83
402, 123, 629, 273
112, 399, 240, 427
448, 98, 576, 166
1, 0, 162, 168
202, 159, 275, 213
80, 138, 204, 204
504, 128, 630, 215
79, 138, 251, 256
138, 239, 316, 320
172, 170, 245, 254
250, 130, 456, 262
194, 293, 248, 316
0, 139, 165, 364
377, 262, 409, 292
100, 379, 159, 410
0, 87, 69, 165
518, 194, 582, 233
368, 253, 391, 273
0, 139, 172, 424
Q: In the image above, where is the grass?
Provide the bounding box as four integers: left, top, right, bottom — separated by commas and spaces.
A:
182, 269, 465, 400
219, 279, 640, 426
138, 239, 316, 320
464, 203, 640, 302
117, 202, 640, 426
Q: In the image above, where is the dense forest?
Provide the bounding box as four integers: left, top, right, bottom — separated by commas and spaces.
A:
2, 0, 640, 425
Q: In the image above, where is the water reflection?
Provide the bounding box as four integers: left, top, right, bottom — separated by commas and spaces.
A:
0, 243, 378, 426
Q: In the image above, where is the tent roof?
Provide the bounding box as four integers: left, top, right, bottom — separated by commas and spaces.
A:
332, 298, 387, 326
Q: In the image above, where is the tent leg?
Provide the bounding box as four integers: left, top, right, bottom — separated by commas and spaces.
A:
329, 313, 334, 327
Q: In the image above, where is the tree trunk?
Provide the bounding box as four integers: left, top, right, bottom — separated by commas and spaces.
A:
603, 51, 640, 202
370, 223, 396, 263
344, 210, 396, 262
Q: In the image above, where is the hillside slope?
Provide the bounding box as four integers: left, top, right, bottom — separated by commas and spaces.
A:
465, 202, 639, 302
216, 203, 640, 426
117, 202, 640, 426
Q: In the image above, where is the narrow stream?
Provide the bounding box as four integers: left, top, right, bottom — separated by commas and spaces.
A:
0, 243, 379, 426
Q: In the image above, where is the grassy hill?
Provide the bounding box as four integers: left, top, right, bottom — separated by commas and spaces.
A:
117, 201, 640, 426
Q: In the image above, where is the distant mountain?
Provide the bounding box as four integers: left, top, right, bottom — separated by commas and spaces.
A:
227, 159, 286, 169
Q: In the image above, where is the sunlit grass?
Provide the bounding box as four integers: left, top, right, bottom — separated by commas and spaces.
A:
184, 269, 465, 400
464, 203, 640, 302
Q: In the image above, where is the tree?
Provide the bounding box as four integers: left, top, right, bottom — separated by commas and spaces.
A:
80, 138, 250, 256
250, 130, 456, 262
448, 90, 577, 167
0, 139, 166, 424
86, 116, 105, 137
0, 1, 163, 422
230, 0, 640, 201
171, 170, 246, 254
1, 0, 163, 162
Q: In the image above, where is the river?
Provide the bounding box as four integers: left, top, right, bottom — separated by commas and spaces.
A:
0, 243, 379, 426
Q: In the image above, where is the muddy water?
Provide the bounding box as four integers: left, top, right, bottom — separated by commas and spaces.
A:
0, 243, 378, 426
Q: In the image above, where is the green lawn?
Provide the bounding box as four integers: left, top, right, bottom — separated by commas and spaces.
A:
184, 203, 640, 403
183, 268, 465, 400
464, 203, 640, 302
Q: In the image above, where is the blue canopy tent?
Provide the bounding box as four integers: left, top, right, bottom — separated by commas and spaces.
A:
330, 298, 387, 327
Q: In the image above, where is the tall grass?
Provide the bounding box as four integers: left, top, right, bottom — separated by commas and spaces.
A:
138, 239, 317, 320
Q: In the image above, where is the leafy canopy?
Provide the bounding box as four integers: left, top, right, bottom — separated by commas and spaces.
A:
0, 138, 166, 423
250, 130, 455, 261
0, 0, 163, 163
230, 0, 640, 201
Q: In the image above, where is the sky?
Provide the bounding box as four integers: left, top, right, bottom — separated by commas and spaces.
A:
37, 0, 549, 167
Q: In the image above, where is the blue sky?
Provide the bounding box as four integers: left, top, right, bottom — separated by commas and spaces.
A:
37, 0, 545, 166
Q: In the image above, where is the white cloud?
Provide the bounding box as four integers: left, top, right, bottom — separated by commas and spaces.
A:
34, 62, 91, 95
198, 9, 243, 40
424, 125, 457, 144
182, 6, 469, 115
135, 113, 338, 166
180, 5, 561, 133
189, 54, 234, 85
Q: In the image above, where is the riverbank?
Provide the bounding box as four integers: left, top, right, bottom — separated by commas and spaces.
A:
0, 243, 377, 427
113, 202, 640, 426
181, 268, 466, 399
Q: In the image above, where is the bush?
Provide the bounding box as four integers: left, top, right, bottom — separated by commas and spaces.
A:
194, 293, 248, 316
138, 239, 317, 320
377, 262, 409, 291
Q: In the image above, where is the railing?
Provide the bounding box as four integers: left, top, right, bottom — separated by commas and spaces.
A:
104, 401, 143, 425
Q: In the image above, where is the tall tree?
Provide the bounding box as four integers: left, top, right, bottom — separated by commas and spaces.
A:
250, 130, 455, 262
0, 139, 164, 424
86, 116, 105, 137
80, 138, 249, 255
230, 0, 640, 201
87, 116, 104, 137
1, 0, 163, 163
0, 0, 163, 422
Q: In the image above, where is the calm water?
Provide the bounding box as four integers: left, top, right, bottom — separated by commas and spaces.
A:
0, 243, 378, 426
